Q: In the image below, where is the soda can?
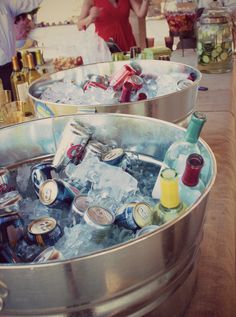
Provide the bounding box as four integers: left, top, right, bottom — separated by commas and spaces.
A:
0, 168, 14, 194
39, 179, 75, 207
109, 64, 137, 91
115, 202, 153, 230
27, 217, 63, 247
126, 75, 143, 91
119, 81, 133, 103
81, 140, 107, 162
0, 244, 21, 264
52, 119, 91, 171
33, 246, 63, 263
0, 211, 25, 247
135, 225, 159, 238
89, 74, 107, 85
84, 206, 115, 243
31, 162, 56, 196
72, 194, 90, 218
83, 81, 107, 91
101, 148, 125, 166
0, 191, 22, 213
137, 92, 147, 101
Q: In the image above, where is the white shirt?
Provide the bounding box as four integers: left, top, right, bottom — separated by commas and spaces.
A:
0, 0, 43, 66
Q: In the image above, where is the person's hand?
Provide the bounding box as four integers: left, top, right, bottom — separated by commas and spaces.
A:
89, 6, 102, 23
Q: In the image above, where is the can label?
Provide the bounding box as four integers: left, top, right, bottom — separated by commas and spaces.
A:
115, 203, 139, 230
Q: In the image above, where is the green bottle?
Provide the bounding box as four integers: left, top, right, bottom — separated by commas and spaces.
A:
164, 111, 207, 177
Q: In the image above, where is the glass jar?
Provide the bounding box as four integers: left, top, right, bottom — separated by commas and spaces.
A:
164, 0, 198, 37
197, 9, 233, 73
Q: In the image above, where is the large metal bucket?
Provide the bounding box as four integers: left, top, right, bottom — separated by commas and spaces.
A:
28, 60, 202, 125
0, 114, 216, 317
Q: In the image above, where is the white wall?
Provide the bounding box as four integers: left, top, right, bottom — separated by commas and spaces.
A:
37, 0, 83, 23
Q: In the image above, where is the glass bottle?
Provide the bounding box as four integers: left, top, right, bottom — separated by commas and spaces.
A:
21, 51, 29, 81
155, 168, 186, 224
27, 53, 41, 85
10, 56, 27, 101
197, 8, 233, 73
179, 153, 205, 206
35, 50, 47, 75
164, 111, 207, 176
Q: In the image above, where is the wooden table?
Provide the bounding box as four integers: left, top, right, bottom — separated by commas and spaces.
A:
172, 50, 236, 317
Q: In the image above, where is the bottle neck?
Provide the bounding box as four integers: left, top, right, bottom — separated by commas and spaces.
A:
12, 57, 20, 72
182, 153, 204, 187
160, 168, 181, 209
185, 111, 206, 143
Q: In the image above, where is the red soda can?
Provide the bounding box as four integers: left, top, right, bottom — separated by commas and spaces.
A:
126, 75, 143, 91
119, 81, 133, 103
110, 64, 137, 91
137, 92, 147, 101
83, 81, 107, 91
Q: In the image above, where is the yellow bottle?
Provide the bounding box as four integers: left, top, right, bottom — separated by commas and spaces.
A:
155, 168, 186, 224
27, 53, 41, 85
35, 50, 47, 75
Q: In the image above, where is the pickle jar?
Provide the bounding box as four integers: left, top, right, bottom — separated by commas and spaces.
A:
197, 9, 233, 73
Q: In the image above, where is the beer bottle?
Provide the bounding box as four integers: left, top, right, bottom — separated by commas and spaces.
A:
10, 56, 27, 101
35, 50, 47, 75
21, 51, 29, 81
27, 53, 41, 85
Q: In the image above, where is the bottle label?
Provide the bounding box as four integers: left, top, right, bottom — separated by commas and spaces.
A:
17, 82, 29, 102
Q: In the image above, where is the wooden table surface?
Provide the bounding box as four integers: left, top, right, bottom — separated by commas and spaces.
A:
172, 50, 236, 317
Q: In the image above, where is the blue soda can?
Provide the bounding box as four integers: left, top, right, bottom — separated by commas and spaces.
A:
39, 179, 76, 207
0, 244, 21, 263
115, 202, 153, 230
101, 148, 125, 166
31, 162, 56, 196
27, 217, 63, 247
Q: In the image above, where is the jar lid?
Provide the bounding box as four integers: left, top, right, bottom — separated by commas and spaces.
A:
200, 9, 229, 24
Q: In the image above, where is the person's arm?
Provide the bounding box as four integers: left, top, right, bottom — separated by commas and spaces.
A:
8, 0, 43, 17
130, 0, 150, 18
77, 0, 100, 30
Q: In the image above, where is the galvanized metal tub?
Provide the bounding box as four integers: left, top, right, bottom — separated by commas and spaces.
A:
0, 113, 216, 317
28, 60, 202, 125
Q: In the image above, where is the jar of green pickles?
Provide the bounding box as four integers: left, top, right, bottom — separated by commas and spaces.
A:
197, 9, 233, 73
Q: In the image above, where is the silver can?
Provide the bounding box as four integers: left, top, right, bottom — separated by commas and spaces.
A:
0, 168, 9, 185
71, 194, 90, 223
52, 119, 91, 170
0, 191, 22, 213
33, 246, 63, 263
84, 206, 115, 243
81, 140, 107, 161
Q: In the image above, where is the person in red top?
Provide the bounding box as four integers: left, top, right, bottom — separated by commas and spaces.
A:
77, 0, 150, 52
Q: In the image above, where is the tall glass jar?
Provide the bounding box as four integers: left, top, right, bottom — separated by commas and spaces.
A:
197, 9, 233, 73
164, 0, 198, 37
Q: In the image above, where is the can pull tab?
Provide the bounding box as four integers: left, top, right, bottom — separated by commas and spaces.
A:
0, 281, 8, 311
